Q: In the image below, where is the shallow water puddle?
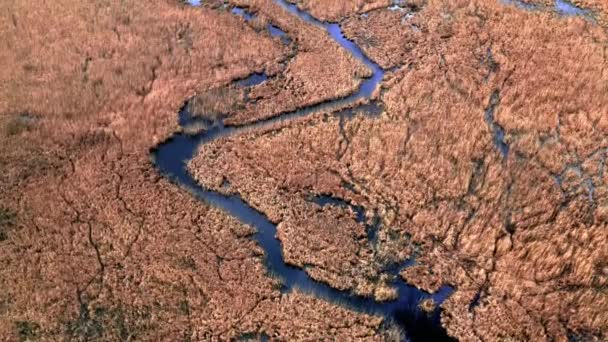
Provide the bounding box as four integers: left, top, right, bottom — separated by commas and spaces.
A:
554, 0, 590, 17
231, 7, 256, 21
235, 72, 268, 87
185, 0, 201, 6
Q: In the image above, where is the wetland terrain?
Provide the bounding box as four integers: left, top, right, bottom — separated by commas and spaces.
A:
1, 0, 608, 341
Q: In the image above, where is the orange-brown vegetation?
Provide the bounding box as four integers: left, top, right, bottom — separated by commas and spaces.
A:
342, 8, 421, 69
189, 0, 608, 340
524, 0, 608, 25
190, 112, 412, 300
286, 0, 392, 22
3, 0, 608, 339
574, 0, 608, 24
220, 0, 372, 125
419, 298, 437, 313
0, 0, 383, 340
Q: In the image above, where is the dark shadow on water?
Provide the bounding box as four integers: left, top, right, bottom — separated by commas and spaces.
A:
336, 101, 384, 119
236, 72, 268, 87
484, 90, 510, 158
237, 332, 270, 341
366, 215, 381, 245
231, 7, 256, 21
177, 102, 224, 132
468, 290, 482, 311
268, 24, 292, 44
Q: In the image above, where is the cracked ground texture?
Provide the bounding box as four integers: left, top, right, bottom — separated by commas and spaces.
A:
189, 0, 608, 341
0, 0, 385, 340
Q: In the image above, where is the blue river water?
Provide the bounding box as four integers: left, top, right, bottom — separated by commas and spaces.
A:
153, 1, 455, 340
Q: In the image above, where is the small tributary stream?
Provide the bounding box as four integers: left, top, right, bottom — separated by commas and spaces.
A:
153, 1, 454, 340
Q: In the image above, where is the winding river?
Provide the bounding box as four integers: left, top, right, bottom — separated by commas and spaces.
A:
153, 1, 454, 340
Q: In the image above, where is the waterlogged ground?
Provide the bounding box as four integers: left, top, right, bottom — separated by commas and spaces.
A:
190, 0, 608, 340
1, 0, 608, 341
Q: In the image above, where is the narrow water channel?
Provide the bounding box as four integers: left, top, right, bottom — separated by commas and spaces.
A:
153, 1, 455, 340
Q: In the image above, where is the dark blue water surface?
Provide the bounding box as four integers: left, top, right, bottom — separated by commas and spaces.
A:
153, 1, 455, 340
268, 24, 292, 44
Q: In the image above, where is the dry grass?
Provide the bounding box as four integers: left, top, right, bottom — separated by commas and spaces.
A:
226, 0, 372, 125
381, 323, 405, 342
0, 0, 384, 340
188, 0, 608, 340
288, 0, 392, 22
188, 86, 245, 120
4, 0, 608, 339
373, 283, 399, 302
0, 207, 15, 242
418, 298, 436, 313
